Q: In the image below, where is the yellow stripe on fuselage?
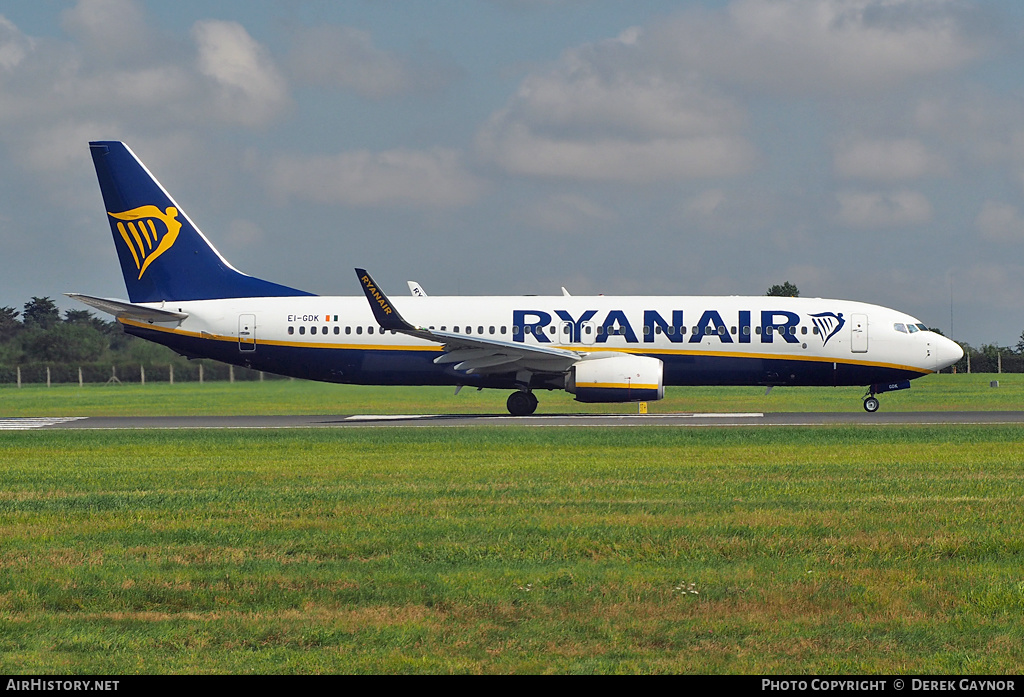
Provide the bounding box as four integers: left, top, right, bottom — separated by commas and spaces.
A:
119, 318, 932, 374
575, 383, 660, 390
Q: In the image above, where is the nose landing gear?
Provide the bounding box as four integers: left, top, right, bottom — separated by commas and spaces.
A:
862, 379, 912, 413
506, 391, 538, 416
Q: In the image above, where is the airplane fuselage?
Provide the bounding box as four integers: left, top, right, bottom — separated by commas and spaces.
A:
119, 294, 955, 391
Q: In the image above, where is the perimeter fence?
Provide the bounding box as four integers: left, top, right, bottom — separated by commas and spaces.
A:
0, 361, 284, 385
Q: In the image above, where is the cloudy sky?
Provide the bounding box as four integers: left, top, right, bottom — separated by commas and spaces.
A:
1, 0, 1023, 346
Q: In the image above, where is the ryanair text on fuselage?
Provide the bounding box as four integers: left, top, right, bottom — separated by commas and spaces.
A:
510, 309, 845, 345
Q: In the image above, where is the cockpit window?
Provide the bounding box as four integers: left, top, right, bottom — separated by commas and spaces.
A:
894, 323, 907, 333
916, 323, 928, 331
907, 324, 919, 333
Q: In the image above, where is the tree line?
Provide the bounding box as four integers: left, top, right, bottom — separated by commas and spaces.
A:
0, 297, 268, 384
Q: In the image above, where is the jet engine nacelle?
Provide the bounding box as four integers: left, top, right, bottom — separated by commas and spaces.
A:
566, 355, 664, 403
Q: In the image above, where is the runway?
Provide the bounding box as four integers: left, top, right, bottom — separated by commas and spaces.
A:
6, 411, 1024, 430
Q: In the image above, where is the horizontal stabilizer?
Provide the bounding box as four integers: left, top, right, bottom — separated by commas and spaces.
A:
65, 293, 188, 323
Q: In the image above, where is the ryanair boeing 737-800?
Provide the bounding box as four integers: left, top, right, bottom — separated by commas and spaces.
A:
69, 141, 963, 415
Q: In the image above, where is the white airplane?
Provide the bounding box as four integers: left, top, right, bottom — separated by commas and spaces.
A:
70, 141, 963, 415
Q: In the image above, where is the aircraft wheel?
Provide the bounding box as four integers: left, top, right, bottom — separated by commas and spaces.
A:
526, 391, 538, 412
507, 391, 537, 416
863, 397, 880, 413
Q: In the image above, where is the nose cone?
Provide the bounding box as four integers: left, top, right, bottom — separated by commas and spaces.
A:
934, 335, 964, 371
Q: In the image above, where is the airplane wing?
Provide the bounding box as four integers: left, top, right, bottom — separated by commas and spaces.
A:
355, 269, 581, 376
65, 293, 188, 323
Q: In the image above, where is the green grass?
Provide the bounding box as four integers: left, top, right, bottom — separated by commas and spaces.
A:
1, 372, 1022, 417
2, 426, 1024, 673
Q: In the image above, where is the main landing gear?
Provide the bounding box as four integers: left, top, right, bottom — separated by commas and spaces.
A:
507, 391, 538, 416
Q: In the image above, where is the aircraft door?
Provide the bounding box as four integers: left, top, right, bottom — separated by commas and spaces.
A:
581, 321, 596, 345
559, 321, 573, 345
850, 313, 868, 353
239, 314, 256, 352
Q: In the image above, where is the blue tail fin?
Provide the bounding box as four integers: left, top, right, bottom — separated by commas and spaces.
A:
89, 141, 313, 303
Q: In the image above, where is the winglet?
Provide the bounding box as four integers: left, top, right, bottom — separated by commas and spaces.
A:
355, 269, 414, 331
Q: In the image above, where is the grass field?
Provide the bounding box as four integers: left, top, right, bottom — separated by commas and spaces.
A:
1, 372, 1022, 417
2, 425, 1024, 674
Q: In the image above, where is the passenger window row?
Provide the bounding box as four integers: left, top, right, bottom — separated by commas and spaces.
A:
429, 326, 508, 335
288, 325, 397, 336
286, 323, 824, 338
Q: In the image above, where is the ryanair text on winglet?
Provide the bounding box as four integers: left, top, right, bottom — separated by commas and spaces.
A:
361, 275, 393, 315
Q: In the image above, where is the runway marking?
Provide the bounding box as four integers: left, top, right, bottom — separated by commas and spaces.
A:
343, 412, 764, 422
345, 415, 434, 421
0, 417, 88, 430
599, 412, 764, 419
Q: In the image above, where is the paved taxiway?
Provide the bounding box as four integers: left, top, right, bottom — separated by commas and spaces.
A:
5, 411, 1024, 430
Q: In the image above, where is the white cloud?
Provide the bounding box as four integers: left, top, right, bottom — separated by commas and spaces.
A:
264, 148, 485, 208
508, 64, 744, 138
521, 193, 617, 232
686, 189, 728, 217
228, 219, 265, 246
192, 20, 290, 128
0, 15, 33, 72
288, 26, 406, 97
480, 125, 754, 182
834, 137, 949, 180
479, 0, 983, 184
60, 0, 151, 63
955, 261, 1024, 310
913, 92, 1024, 168
835, 190, 932, 227
653, 0, 984, 95
286, 25, 457, 99
477, 29, 756, 182
0, 3, 292, 144
975, 200, 1024, 242
673, 186, 811, 243
21, 120, 116, 173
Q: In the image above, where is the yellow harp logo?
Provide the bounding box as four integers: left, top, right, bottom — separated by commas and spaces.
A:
108, 206, 182, 280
